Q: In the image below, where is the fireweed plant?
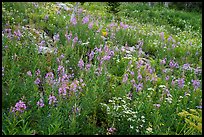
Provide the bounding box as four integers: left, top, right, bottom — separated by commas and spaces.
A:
2, 2, 202, 135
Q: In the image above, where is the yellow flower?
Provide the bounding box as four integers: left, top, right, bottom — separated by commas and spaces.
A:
102, 31, 108, 37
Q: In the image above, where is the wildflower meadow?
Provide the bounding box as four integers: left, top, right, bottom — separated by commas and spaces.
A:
2, 2, 202, 135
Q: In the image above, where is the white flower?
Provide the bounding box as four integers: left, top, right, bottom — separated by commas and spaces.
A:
127, 118, 132, 121
130, 125, 134, 129
146, 127, 153, 133
159, 85, 166, 88
147, 88, 154, 91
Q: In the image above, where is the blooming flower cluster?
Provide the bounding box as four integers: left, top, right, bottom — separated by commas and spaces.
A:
11, 100, 27, 113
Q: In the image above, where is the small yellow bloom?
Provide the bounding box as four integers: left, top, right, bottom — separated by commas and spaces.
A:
102, 31, 108, 37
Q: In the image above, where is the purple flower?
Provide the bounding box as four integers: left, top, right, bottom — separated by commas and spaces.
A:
82, 16, 89, 24
169, 60, 175, 68
88, 51, 95, 62
137, 73, 142, 81
39, 40, 45, 46
86, 63, 91, 70
44, 15, 49, 20
14, 29, 22, 40
120, 22, 128, 29
58, 87, 67, 96
34, 78, 41, 85
191, 79, 200, 90
177, 78, 185, 88
194, 67, 202, 75
27, 71, 32, 77
169, 60, 179, 68
88, 22, 94, 29
96, 26, 102, 33
32, 2, 38, 8
153, 104, 161, 108
78, 58, 84, 69
151, 75, 157, 82
130, 79, 136, 85
183, 63, 190, 70
107, 127, 116, 134
167, 35, 172, 42
165, 76, 169, 81
146, 76, 150, 81
48, 95, 57, 105
57, 10, 61, 14
102, 55, 111, 61
37, 98, 44, 108
78, 8, 83, 14
73, 36, 78, 43
4, 28, 12, 39
171, 79, 175, 86
130, 71, 134, 77
57, 65, 65, 75
138, 48, 143, 56
71, 16, 77, 25
53, 33, 60, 42
2, 67, 4, 76
14, 29, 22, 37
128, 60, 132, 65
12, 100, 27, 113
122, 74, 128, 83
109, 22, 116, 28
160, 58, 166, 65
65, 31, 72, 42
136, 83, 143, 92
45, 72, 54, 80
70, 80, 79, 92
172, 44, 176, 48
60, 54, 65, 59
36, 69, 40, 76
61, 74, 69, 82
196, 106, 202, 109
45, 72, 54, 85
160, 32, 164, 41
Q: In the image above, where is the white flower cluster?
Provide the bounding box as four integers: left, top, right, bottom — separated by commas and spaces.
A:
101, 96, 145, 133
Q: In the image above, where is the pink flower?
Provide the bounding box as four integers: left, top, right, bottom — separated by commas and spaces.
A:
107, 127, 116, 135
